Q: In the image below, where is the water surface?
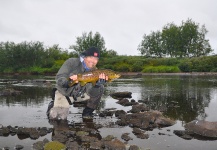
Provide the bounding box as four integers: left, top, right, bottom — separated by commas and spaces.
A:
0, 74, 217, 149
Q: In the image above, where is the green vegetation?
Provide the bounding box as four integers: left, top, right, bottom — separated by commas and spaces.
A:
0, 41, 217, 74
138, 19, 213, 57
0, 18, 216, 74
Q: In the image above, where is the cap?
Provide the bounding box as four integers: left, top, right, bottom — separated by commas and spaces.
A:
81, 47, 100, 58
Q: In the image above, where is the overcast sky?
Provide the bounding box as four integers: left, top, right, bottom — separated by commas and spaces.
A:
0, 0, 217, 55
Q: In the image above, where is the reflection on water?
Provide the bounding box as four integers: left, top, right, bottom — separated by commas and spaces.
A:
107, 75, 217, 123
0, 74, 217, 149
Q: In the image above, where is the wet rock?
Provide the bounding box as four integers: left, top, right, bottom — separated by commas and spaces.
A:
103, 139, 126, 150
184, 120, 217, 138
76, 131, 89, 137
0, 88, 23, 96
79, 135, 98, 143
110, 91, 132, 99
89, 141, 103, 150
2, 146, 10, 150
132, 128, 143, 134
52, 131, 68, 143
0, 126, 10, 136
102, 135, 116, 141
130, 104, 149, 113
129, 145, 140, 150
117, 110, 175, 130
116, 98, 139, 106
155, 116, 176, 127
15, 144, 24, 150
38, 127, 49, 136
65, 141, 79, 150
32, 141, 46, 150
29, 128, 40, 139
136, 133, 149, 139
115, 110, 127, 118
99, 110, 115, 117
173, 130, 194, 140
132, 128, 149, 139
116, 98, 130, 105
121, 133, 133, 141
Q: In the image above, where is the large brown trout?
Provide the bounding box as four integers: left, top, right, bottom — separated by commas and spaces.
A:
68, 69, 121, 86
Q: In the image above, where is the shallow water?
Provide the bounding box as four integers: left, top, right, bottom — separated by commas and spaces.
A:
0, 74, 217, 149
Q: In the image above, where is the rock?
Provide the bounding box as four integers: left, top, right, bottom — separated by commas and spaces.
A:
15, 144, 24, 150
0, 126, 10, 136
44, 141, 66, 150
110, 91, 132, 99
121, 133, 133, 141
102, 135, 115, 141
132, 128, 143, 134
2, 147, 10, 150
116, 98, 139, 106
65, 141, 79, 150
173, 130, 194, 140
103, 139, 126, 150
115, 110, 127, 118
130, 104, 149, 113
117, 110, 175, 130
185, 120, 217, 138
32, 141, 45, 150
89, 141, 103, 150
129, 145, 140, 150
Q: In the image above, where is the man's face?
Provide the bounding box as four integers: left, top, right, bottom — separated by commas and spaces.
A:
84, 56, 99, 69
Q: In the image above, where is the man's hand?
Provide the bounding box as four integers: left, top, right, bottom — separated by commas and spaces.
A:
69, 75, 79, 83
96, 73, 108, 86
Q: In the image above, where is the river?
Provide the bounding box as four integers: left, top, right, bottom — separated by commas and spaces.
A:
0, 74, 217, 150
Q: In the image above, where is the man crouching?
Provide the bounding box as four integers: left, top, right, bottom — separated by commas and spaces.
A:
47, 47, 108, 120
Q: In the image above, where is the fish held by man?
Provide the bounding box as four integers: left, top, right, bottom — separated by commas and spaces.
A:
68, 69, 121, 87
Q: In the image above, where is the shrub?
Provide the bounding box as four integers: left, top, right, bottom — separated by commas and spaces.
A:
142, 65, 180, 73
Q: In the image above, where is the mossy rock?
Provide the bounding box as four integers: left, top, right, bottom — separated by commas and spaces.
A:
44, 141, 66, 150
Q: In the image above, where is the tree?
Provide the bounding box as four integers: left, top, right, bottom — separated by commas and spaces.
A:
162, 23, 181, 57
138, 19, 213, 58
138, 31, 164, 57
70, 31, 108, 57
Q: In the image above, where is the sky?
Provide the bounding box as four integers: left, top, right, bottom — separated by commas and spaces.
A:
0, 0, 217, 56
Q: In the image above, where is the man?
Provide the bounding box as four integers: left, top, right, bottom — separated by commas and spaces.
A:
47, 47, 108, 120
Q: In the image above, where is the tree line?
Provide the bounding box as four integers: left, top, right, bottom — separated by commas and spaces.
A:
0, 19, 216, 74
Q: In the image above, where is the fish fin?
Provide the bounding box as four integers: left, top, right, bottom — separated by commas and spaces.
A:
80, 81, 86, 86
92, 81, 96, 86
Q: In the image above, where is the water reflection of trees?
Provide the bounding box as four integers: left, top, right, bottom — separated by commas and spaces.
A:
141, 75, 215, 123
0, 86, 52, 106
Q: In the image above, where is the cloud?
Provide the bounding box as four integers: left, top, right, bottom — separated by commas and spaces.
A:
0, 0, 216, 55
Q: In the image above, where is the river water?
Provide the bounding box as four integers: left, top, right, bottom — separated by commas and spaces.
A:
0, 74, 217, 150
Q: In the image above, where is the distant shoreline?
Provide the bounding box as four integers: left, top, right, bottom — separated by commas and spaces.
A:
1, 72, 217, 76
120, 72, 217, 76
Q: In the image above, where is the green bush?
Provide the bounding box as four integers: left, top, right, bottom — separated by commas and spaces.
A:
142, 65, 180, 73
115, 63, 131, 72
178, 59, 192, 72
3, 67, 14, 73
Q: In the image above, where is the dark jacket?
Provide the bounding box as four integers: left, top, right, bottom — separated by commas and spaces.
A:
55, 58, 85, 96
